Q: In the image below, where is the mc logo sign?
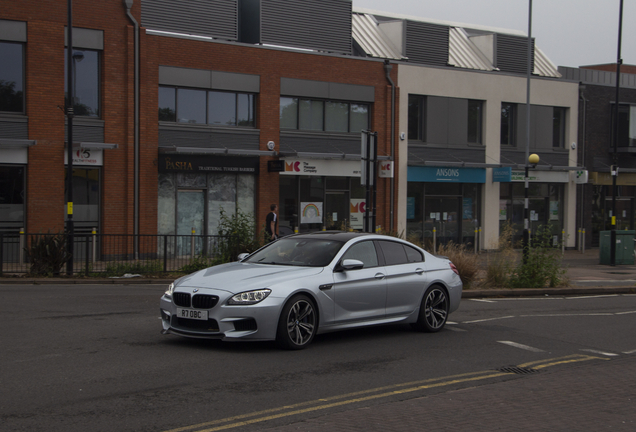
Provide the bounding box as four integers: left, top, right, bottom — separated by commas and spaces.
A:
285, 161, 301, 172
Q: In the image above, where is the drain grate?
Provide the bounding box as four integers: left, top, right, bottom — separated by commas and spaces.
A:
497, 366, 540, 375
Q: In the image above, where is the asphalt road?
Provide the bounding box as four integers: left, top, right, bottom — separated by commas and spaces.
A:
2, 284, 635, 432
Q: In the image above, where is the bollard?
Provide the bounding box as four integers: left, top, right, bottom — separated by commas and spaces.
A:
191, 228, 195, 257
560, 229, 565, 253
294, 226, 298, 234
92, 227, 97, 264
578, 228, 582, 252
582, 229, 586, 253
19, 227, 25, 266
474, 227, 478, 253
433, 227, 437, 254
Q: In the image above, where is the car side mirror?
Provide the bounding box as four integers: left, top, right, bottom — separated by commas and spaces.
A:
340, 259, 364, 271
237, 253, 249, 261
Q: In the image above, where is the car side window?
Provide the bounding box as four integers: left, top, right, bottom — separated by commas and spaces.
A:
378, 241, 409, 266
341, 241, 378, 268
405, 245, 424, 263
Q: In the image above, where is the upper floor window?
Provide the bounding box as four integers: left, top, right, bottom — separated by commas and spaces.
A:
467, 100, 483, 144
159, 86, 255, 127
408, 95, 426, 141
280, 97, 369, 133
0, 41, 24, 113
612, 104, 636, 148
501, 103, 516, 146
64, 48, 100, 117
552, 107, 566, 148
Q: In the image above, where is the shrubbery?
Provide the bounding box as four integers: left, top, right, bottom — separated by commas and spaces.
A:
25, 233, 70, 276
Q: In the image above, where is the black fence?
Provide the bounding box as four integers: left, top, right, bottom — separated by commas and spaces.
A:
0, 233, 230, 276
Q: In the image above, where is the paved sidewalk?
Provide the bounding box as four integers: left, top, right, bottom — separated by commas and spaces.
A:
260, 355, 635, 432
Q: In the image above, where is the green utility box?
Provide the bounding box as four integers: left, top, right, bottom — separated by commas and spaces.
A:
599, 230, 635, 265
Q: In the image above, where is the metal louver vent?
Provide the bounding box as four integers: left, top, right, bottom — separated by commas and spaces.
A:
496, 34, 534, 75
405, 21, 449, 67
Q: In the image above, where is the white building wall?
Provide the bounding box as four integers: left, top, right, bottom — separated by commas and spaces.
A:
397, 64, 579, 249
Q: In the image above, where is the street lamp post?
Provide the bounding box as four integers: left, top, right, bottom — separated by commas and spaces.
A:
523, 153, 540, 264
66, 0, 74, 275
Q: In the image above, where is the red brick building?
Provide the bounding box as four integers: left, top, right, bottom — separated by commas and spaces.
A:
0, 0, 398, 255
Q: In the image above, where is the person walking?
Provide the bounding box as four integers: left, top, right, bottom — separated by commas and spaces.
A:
265, 204, 278, 242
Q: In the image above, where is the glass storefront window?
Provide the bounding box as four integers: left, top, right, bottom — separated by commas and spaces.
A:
64, 49, 100, 117
0, 165, 25, 229
237, 93, 254, 127
64, 168, 100, 230
0, 42, 24, 113
350, 103, 369, 133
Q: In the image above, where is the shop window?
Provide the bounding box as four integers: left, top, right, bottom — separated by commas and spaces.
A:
467, 100, 483, 144
612, 104, 636, 148
501, 103, 516, 146
64, 49, 100, 117
408, 95, 426, 141
158, 86, 255, 127
0, 165, 25, 228
552, 107, 566, 148
280, 97, 368, 133
64, 168, 100, 229
0, 41, 24, 113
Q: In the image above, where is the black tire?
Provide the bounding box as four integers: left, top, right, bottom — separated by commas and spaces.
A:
411, 285, 449, 333
275, 294, 317, 350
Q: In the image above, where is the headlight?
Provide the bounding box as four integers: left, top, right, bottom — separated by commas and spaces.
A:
228, 289, 272, 305
164, 283, 175, 297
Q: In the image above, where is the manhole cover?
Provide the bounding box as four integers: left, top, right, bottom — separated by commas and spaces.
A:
497, 366, 540, 375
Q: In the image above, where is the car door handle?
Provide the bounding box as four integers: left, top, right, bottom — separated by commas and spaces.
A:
375, 273, 385, 280
415, 268, 425, 275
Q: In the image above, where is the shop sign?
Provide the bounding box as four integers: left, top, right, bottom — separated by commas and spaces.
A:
280, 159, 361, 177
350, 199, 366, 229
573, 170, 588, 184
158, 154, 258, 173
408, 166, 486, 183
590, 172, 636, 186
378, 161, 394, 178
64, 148, 103, 166
493, 167, 512, 182
510, 170, 569, 183
267, 160, 285, 172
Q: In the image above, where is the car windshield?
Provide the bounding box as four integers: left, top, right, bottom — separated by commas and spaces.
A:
245, 238, 344, 267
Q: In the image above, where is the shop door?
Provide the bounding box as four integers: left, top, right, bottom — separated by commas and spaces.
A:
605, 198, 634, 230
325, 192, 349, 230
424, 197, 460, 247
176, 190, 205, 256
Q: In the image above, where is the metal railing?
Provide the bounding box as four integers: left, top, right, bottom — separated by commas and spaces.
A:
0, 232, 229, 276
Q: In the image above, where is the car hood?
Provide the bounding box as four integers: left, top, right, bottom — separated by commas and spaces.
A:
174, 261, 325, 294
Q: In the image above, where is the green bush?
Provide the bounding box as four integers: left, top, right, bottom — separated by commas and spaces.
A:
437, 241, 481, 289
484, 222, 517, 288
215, 208, 263, 263
25, 233, 70, 276
508, 226, 567, 288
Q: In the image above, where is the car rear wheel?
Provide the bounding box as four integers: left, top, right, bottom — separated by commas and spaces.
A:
276, 294, 317, 350
412, 285, 449, 333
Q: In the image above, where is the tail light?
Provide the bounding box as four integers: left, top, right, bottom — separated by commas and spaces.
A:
450, 262, 459, 275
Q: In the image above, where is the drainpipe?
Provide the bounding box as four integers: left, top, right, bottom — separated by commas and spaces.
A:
124, 0, 140, 256
579, 86, 587, 251
384, 60, 395, 232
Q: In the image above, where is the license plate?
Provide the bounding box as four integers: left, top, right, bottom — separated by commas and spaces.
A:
176, 308, 208, 321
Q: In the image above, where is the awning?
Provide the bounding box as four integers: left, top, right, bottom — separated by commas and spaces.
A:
0, 139, 36, 148
159, 146, 276, 157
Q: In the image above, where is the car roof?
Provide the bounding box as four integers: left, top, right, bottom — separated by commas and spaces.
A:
285, 231, 385, 242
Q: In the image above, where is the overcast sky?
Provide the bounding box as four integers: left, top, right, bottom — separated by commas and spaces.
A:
355, 0, 635, 69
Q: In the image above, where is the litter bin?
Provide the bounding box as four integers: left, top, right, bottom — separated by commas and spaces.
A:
599, 230, 635, 265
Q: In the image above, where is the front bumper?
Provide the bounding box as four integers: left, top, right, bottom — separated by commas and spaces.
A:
160, 289, 283, 341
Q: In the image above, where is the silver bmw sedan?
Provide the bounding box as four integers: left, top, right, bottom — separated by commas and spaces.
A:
160, 231, 462, 349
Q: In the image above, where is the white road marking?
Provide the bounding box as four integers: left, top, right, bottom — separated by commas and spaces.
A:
497, 341, 545, 353
463, 316, 515, 324
446, 321, 458, 325
566, 295, 619, 300
445, 326, 467, 332
616, 310, 636, 315
470, 299, 497, 303
580, 349, 619, 357
520, 313, 613, 317
623, 349, 636, 354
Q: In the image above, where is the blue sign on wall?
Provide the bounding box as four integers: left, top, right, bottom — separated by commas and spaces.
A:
408, 166, 486, 183
493, 167, 512, 182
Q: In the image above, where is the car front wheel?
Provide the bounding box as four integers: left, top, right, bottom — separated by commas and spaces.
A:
412, 285, 449, 333
276, 294, 317, 350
